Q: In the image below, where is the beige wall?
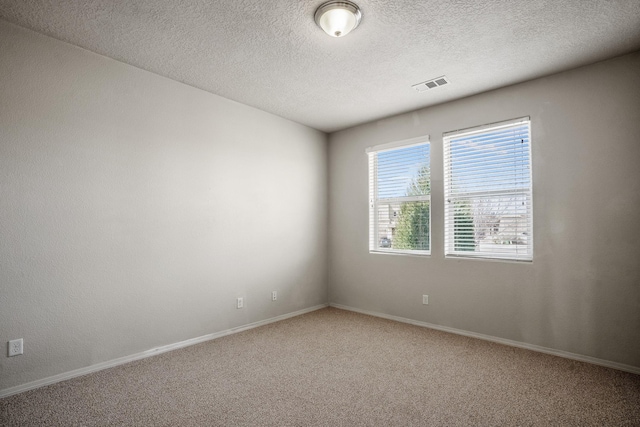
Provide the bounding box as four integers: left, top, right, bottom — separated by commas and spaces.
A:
328, 52, 640, 368
0, 21, 328, 391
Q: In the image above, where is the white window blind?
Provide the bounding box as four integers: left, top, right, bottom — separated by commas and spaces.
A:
444, 118, 533, 261
367, 136, 430, 255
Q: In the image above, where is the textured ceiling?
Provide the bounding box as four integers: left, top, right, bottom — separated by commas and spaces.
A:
1, 1, 639, 133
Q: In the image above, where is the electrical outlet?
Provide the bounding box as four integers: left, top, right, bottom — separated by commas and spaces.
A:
272, 291, 277, 301
236, 297, 244, 309
422, 295, 429, 305
8, 339, 23, 357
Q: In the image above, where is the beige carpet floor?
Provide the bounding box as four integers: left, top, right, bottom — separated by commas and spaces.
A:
1, 307, 639, 426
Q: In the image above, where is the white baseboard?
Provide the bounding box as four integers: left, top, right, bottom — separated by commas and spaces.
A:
329, 303, 640, 375
0, 303, 328, 399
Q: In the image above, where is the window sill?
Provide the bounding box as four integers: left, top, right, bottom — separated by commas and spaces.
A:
370, 249, 431, 257
444, 254, 532, 263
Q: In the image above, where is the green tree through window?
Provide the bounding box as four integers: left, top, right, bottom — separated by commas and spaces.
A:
393, 166, 430, 251
453, 200, 475, 251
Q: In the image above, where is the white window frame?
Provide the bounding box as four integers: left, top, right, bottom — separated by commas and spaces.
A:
443, 117, 533, 262
367, 135, 431, 256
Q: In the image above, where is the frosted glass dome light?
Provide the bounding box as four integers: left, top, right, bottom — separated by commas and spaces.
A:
314, 1, 362, 38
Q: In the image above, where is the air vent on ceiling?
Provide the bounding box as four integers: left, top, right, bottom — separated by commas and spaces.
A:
412, 76, 450, 92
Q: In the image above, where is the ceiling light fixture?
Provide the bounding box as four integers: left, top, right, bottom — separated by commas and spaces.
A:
314, 1, 362, 38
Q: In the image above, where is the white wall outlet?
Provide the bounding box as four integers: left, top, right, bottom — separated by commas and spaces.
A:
422, 295, 429, 305
8, 338, 23, 357
272, 291, 277, 301
236, 297, 244, 309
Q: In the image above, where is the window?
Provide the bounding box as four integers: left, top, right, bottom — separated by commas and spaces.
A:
367, 136, 430, 255
444, 118, 533, 261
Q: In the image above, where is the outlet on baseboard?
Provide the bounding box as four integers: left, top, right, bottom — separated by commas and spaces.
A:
422, 295, 429, 305
236, 297, 244, 309
8, 339, 23, 357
